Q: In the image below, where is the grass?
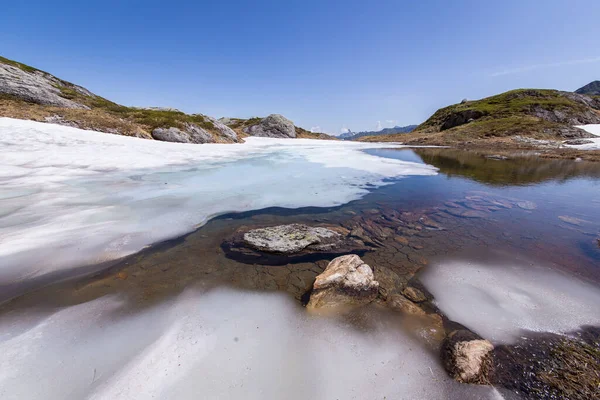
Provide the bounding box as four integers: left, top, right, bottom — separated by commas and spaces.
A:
0, 56, 42, 74
416, 89, 590, 133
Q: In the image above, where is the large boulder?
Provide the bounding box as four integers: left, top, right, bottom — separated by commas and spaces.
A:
243, 114, 296, 138
442, 329, 494, 384
307, 254, 379, 310
151, 124, 215, 144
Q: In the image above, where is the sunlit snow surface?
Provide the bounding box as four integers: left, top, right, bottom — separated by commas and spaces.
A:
0, 288, 502, 400
421, 260, 600, 343
566, 124, 600, 149
0, 118, 436, 284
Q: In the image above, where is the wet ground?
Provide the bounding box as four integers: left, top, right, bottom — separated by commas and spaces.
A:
1, 148, 599, 399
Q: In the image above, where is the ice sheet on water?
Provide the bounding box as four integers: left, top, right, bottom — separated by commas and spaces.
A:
566, 124, 600, 149
0, 287, 502, 400
0, 118, 437, 284
421, 260, 600, 343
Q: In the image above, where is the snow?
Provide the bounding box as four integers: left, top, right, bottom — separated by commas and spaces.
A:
421, 260, 600, 343
565, 124, 600, 150
0, 118, 437, 286
0, 287, 501, 400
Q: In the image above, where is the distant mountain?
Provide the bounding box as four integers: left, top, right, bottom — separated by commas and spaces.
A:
340, 125, 417, 140
575, 81, 600, 96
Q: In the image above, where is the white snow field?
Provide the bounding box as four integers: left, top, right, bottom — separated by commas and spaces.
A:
421, 260, 600, 343
0, 288, 502, 400
566, 124, 600, 150
0, 118, 437, 285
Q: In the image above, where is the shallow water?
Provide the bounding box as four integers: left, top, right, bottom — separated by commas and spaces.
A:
1, 123, 600, 399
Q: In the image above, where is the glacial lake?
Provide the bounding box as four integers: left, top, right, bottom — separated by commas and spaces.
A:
1, 121, 599, 400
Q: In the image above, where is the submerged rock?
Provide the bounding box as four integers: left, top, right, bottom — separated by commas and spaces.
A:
307, 255, 379, 309
387, 294, 426, 316
402, 286, 427, 303
243, 114, 296, 138
442, 330, 494, 384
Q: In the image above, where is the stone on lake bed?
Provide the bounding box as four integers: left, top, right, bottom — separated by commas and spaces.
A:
517, 201, 537, 210
387, 294, 426, 316
558, 215, 588, 226
402, 286, 427, 303
307, 255, 379, 310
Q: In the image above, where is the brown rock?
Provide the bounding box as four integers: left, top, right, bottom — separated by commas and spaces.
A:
387, 294, 426, 316
307, 255, 379, 310
394, 236, 409, 245
442, 330, 494, 384
402, 287, 426, 302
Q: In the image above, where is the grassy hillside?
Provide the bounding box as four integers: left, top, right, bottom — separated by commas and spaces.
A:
359, 89, 600, 147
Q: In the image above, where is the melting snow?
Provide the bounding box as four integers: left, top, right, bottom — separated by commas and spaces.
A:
565, 124, 600, 150
0, 118, 436, 286
0, 288, 501, 400
421, 260, 600, 343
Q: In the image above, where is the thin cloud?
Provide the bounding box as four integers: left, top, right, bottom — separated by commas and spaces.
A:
490, 56, 600, 77
310, 126, 322, 133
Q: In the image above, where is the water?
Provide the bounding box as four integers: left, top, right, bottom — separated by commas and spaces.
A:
1, 122, 600, 399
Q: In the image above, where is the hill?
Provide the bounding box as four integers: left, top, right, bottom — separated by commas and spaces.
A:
358, 89, 600, 148
575, 81, 600, 96
0, 56, 330, 143
339, 125, 417, 140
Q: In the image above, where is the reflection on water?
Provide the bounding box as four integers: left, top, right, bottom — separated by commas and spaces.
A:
412, 148, 600, 185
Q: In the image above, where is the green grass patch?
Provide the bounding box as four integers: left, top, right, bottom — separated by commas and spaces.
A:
0, 56, 42, 74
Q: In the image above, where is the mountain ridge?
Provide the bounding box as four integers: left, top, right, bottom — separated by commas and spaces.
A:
339, 125, 417, 140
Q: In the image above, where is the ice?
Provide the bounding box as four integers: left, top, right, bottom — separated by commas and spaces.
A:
566, 124, 600, 149
0, 287, 501, 400
421, 260, 600, 343
0, 118, 436, 286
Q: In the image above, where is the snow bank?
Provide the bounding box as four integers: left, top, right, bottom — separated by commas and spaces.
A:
565, 124, 600, 150
421, 260, 600, 343
0, 288, 500, 400
0, 118, 437, 285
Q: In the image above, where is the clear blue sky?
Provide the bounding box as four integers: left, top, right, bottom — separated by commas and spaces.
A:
2, 0, 599, 134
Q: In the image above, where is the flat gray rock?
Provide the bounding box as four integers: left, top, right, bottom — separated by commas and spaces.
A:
243, 224, 340, 254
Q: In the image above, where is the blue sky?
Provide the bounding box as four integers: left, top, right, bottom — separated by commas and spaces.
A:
2, 0, 600, 134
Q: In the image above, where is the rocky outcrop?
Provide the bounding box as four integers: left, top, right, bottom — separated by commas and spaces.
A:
243, 114, 296, 138
307, 255, 379, 309
442, 330, 494, 384
151, 124, 215, 144
204, 115, 238, 142
440, 110, 485, 130
0, 60, 91, 109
